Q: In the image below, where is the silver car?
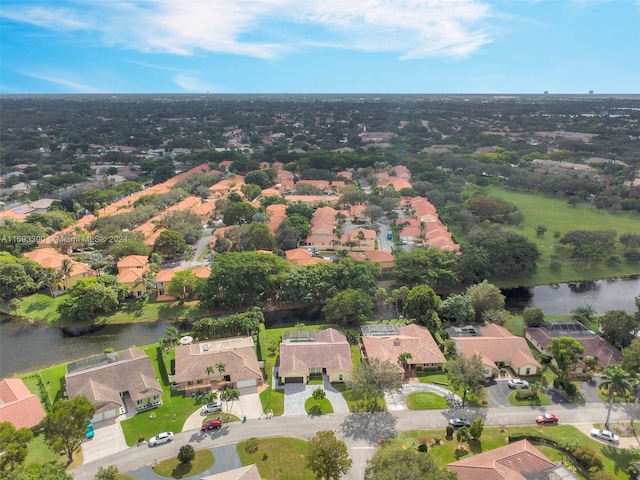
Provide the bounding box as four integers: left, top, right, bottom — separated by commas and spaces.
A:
149, 431, 174, 446
590, 429, 619, 444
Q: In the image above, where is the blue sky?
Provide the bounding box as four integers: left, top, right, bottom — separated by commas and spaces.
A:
1, 0, 638, 94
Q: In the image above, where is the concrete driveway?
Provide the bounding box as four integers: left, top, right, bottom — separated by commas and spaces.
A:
385, 383, 463, 411
283, 377, 349, 416
81, 418, 128, 463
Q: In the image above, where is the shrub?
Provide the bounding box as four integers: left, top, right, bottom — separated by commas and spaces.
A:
245, 437, 259, 454
591, 470, 617, 480
572, 445, 603, 470
539, 354, 552, 365
418, 436, 429, 445
456, 426, 470, 443
550, 260, 562, 272
523, 307, 545, 327
446, 425, 454, 437
515, 390, 537, 401
178, 445, 195, 465
417, 443, 428, 452
553, 378, 577, 397
606, 254, 622, 266
624, 249, 640, 264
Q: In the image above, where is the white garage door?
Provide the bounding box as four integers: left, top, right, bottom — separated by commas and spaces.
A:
91, 412, 105, 423
104, 409, 117, 419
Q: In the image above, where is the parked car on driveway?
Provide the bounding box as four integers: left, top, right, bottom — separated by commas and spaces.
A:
201, 401, 223, 414
535, 413, 559, 424
201, 419, 222, 431
590, 429, 619, 443
449, 418, 471, 428
149, 432, 174, 446
508, 379, 529, 389
85, 423, 94, 439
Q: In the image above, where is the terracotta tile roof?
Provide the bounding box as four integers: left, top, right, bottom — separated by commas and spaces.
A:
191, 266, 211, 278
156, 268, 177, 282
65, 348, 162, 414
174, 337, 261, 384
362, 250, 395, 263
362, 324, 445, 372
117, 268, 146, 284
279, 328, 353, 377
23, 248, 96, 278
447, 440, 556, 480
454, 327, 540, 372
0, 379, 46, 429
117, 255, 148, 269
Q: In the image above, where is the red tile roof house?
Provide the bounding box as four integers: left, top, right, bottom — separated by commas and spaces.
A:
64, 348, 163, 423
174, 337, 263, 395
0, 378, 46, 429
447, 439, 578, 480
453, 324, 541, 377
361, 324, 446, 375
279, 328, 354, 384
525, 321, 622, 373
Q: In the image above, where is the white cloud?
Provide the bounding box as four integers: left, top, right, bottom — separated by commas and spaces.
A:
173, 73, 221, 93
16, 69, 101, 92
0, 5, 88, 31
3, 0, 498, 60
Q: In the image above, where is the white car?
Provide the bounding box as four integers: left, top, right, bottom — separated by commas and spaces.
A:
201, 401, 223, 414
149, 431, 174, 446
508, 379, 529, 389
590, 429, 619, 444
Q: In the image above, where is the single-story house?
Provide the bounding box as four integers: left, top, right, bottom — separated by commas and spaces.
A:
525, 320, 622, 372
65, 348, 163, 423
174, 337, 263, 395
279, 328, 353, 384
447, 439, 579, 480
0, 378, 46, 429
453, 324, 541, 377
361, 324, 446, 374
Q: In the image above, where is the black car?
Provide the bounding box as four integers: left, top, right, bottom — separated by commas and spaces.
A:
449, 418, 471, 428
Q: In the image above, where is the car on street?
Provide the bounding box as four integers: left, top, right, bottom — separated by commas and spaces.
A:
149, 432, 174, 446
201, 401, 223, 414
401, 236, 408, 245
590, 429, 619, 443
201, 419, 222, 431
508, 379, 530, 389
535, 413, 559, 424
449, 418, 472, 428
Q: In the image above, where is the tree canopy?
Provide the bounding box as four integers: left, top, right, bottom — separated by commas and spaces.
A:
549, 336, 585, 378
394, 247, 459, 289
348, 358, 402, 412
43, 396, 96, 465
600, 309, 638, 349
322, 288, 373, 327
403, 284, 442, 332
306, 430, 352, 480
364, 445, 456, 480
446, 353, 486, 406
465, 280, 505, 322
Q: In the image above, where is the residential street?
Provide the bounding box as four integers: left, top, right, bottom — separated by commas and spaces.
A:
71, 400, 639, 480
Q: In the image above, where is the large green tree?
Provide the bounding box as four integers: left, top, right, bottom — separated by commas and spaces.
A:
6, 463, 74, 480
167, 270, 200, 302
446, 353, 486, 406
198, 252, 290, 308
222, 202, 258, 225
600, 365, 633, 428
438, 294, 475, 326
153, 229, 188, 259
43, 396, 96, 465
348, 358, 402, 412
465, 280, 505, 322
364, 445, 456, 480
600, 310, 638, 349
322, 288, 373, 328
549, 337, 585, 379
622, 338, 640, 374
57, 277, 122, 322
403, 284, 442, 332
394, 247, 459, 289
0, 262, 37, 300
0, 422, 33, 473
306, 430, 352, 480
468, 228, 539, 277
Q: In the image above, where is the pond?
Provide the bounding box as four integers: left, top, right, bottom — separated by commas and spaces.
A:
1, 277, 638, 377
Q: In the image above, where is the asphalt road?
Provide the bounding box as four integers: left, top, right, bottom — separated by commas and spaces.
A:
71, 401, 639, 480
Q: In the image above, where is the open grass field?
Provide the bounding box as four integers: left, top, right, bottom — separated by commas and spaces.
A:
16, 294, 210, 326
380, 425, 630, 479
475, 186, 640, 286
406, 391, 450, 410
237, 437, 314, 480
152, 449, 214, 478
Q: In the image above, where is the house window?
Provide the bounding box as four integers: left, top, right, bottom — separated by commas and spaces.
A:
159, 290, 164, 296
525, 367, 531, 375
136, 399, 143, 405
197, 380, 203, 384
339, 374, 343, 381
153, 395, 159, 400
187, 381, 194, 386
223, 375, 231, 382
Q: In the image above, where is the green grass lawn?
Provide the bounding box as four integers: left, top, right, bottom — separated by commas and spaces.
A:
152, 449, 214, 478
594, 422, 638, 437
237, 437, 314, 480
476, 186, 640, 286
305, 397, 334, 415
416, 371, 452, 388
38, 363, 68, 404
24, 433, 65, 467
16, 293, 209, 326
597, 386, 635, 404
379, 425, 630, 479
406, 391, 450, 410
330, 382, 386, 412
259, 387, 284, 416
507, 390, 550, 406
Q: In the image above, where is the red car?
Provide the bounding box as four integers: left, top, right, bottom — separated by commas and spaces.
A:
536, 413, 559, 424
201, 419, 222, 431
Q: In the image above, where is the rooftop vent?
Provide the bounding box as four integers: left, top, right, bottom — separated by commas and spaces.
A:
202, 344, 209, 352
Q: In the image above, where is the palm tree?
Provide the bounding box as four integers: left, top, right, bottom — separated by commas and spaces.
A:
220, 388, 239, 417
601, 365, 633, 428
215, 362, 227, 380
398, 352, 412, 379
60, 258, 72, 291
41, 267, 62, 297
356, 229, 366, 250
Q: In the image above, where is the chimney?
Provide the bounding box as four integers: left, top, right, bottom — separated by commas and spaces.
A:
393, 338, 401, 346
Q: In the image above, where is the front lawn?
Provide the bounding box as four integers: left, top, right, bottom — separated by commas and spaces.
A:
598, 386, 635, 403
377, 425, 630, 479
152, 449, 214, 478
237, 437, 314, 480
507, 390, 550, 406
24, 432, 64, 467
406, 391, 450, 410
330, 382, 386, 412
416, 371, 451, 388
305, 397, 334, 415
259, 387, 284, 416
